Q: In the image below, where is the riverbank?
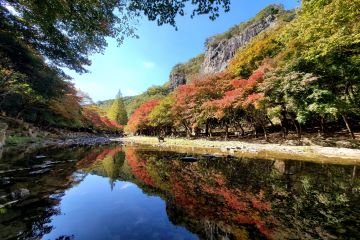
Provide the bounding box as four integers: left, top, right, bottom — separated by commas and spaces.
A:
122, 136, 360, 165
0, 116, 123, 153
2, 136, 120, 155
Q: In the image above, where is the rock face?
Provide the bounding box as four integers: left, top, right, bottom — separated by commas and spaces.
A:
200, 14, 277, 74
169, 71, 187, 92
167, 10, 279, 91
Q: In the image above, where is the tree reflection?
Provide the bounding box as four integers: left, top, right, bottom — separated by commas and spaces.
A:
1, 145, 359, 239
118, 146, 359, 239
0, 146, 97, 239
78, 146, 124, 189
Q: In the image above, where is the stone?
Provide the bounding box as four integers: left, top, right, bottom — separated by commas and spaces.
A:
169, 70, 187, 92
200, 14, 277, 74
28, 127, 39, 138
167, 12, 279, 93
11, 188, 30, 200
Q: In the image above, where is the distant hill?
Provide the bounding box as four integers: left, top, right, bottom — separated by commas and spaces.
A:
96, 85, 168, 117
99, 5, 293, 120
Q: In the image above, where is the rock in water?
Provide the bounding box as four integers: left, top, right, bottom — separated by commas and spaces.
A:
11, 188, 30, 200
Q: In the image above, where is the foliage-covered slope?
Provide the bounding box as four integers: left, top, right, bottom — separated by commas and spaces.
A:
126, 0, 360, 141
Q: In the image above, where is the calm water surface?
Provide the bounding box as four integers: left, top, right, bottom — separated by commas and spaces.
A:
0, 144, 359, 239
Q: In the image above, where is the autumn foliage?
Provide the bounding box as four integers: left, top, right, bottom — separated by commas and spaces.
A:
127, 0, 360, 139
82, 105, 123, 131
127, 99, 160, 134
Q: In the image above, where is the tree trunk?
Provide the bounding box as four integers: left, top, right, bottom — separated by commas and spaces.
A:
261, 122, 268, 141
224, 124, 229, 141
205, 123, 209, 137
280, 107, 288, 138
290, 115, 301, 139
186, 129, 191, 138
341, 113, 355, 139
249, 118, 258, 138
183, 123, 191, 138
266, 116, 275, 128
352, 166, 357, 184
320, 116, 325, 134
238, 124, 244, 137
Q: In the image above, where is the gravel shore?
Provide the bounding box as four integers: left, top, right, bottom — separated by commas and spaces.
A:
121, 136, 360, 165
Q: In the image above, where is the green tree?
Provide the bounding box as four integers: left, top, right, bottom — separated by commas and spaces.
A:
107, 90, 128, 125
280, 0, 360, 139
1, 0, 230, 72
148, 94, 175, 134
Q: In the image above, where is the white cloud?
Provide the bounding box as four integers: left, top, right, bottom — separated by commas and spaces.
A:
143, 61, 155, 69
125, 88, 138, 96
119, 182, 133, 190
74, 81, 115, 101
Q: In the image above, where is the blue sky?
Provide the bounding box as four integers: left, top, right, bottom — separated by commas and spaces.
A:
67, 0, 299, 102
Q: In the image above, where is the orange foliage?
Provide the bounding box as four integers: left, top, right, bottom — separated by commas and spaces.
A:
106, 146, 278, 238
172, 73, 230, 127
49, 83, 83, 120
127, 99, 160, 133
76, 146, 123, 169
82, 105, 123, 131
124, 147, 154, 186
202, 64, 269, 119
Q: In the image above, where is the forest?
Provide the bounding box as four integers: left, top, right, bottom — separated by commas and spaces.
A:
0, 0, 229, 134
126, 0, 360, 140
1, 0, 359, 141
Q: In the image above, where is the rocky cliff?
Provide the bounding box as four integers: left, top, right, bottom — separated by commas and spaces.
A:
169, 70, 187, 92
168, 54, 204, 92
168, 5, 284, 90
200, 14, 277, 74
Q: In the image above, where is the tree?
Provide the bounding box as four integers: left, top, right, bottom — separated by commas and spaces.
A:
127, 99, 160, 135
123, 1, 360, 140
171, 73, 228, 137
107, 90, 128, 125
214, 64, 269, 139
49, 82, 84, 127
1, 0, 230, 72
279, 0, 360, 139
83, 104, 123, 131
0, 26, 80, 125
148, 94, 175, 134
125, 85, 168, 117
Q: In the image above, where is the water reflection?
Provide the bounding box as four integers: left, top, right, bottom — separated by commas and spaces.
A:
0, 144, 359, 239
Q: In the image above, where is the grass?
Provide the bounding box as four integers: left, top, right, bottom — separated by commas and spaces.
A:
5, 135, 43, 147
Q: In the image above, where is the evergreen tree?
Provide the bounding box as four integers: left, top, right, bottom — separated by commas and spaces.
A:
107, 90, 128, 125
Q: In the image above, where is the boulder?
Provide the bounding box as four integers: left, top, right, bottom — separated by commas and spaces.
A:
11, 188, 30, 200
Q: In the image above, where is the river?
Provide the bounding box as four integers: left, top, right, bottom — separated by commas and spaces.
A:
0, 144, 359, 239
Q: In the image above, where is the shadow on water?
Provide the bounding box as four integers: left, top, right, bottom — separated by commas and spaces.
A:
0, 144, 359, 239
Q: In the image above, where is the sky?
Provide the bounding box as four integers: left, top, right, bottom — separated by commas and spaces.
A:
66, 0, 299, 102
